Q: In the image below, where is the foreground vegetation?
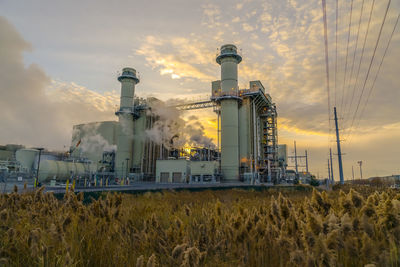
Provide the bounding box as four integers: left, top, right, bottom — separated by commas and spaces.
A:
0, 186, 399, 266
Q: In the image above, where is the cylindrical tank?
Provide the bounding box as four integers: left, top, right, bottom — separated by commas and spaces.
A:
239, 97, 251, 171
115, 67, 140, 177
38, 160, 89, 182
16, 149, 39, 172
132, 109, 147, 171
56, 160, 68, 178
216, 44, 242, 181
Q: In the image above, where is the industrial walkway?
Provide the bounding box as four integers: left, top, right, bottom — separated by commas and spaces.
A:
1, 181, 277, 194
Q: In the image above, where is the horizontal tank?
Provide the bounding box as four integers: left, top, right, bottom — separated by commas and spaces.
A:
38, 160, 90, 182
16, 149, 39, 172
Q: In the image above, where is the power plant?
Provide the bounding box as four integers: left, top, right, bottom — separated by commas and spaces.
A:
0, 44, 290, 188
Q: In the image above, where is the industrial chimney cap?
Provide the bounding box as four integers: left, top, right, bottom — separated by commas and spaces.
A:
216, 44, 242, 65
118, 67, 140, 83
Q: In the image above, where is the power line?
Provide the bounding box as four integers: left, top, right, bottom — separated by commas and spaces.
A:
347, 0, 392, 139
342, 0, 365, 127
334, 0, 339, 108
321, 0, 332, 135
349, 13, 399, 143
343, 0, 376, 131
339, 0, 354, 116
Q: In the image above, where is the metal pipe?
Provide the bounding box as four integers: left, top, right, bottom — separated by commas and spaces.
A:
217, 110, 220, 153
305, 150, 309, 173
253, 100, 257, 175
256, 116, 260, 163
329, 148, 334, 183
35, 148, 44, 186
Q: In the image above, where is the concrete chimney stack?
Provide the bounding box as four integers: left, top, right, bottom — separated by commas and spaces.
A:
115, 67, 139, 177
216, 44, 242, 181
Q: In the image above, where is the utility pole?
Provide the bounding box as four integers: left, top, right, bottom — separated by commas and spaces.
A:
327, 159, 331, 181
294, 141, 298, 175
327, 158, 331, 189
35, 148, 44, 187
358, 161, 363, 179
329, 148, 334, 183
352, 165, 355, 182
334, 107, 344, 184
305, 150, 309, 173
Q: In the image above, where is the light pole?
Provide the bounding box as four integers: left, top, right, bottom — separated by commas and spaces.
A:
125, 158, 129, 179
35, 148, 44, 187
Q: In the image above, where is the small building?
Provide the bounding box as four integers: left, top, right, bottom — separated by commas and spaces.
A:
189, 161, 218, 183
156, 159, 189, 183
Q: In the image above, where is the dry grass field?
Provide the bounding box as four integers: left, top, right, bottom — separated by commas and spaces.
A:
0, 186, 399, 266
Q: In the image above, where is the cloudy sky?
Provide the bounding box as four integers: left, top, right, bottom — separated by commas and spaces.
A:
0, 0, 399, 179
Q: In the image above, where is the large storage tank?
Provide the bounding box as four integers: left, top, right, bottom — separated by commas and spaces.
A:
16, 149, 39, 172
38, 160, 90, 182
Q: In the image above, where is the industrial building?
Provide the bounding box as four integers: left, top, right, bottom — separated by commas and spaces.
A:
175, 44, 284, 182
0, 44, 289, 186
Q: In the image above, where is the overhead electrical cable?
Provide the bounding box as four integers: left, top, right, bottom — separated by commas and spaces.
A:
339, 0, 354, 116
347, 0, 392, 138
348, 13, 399, 143
343, 0, 375, 130
321, 0, 332, 137
334, 0, 339, 108
342, 0, 365, 128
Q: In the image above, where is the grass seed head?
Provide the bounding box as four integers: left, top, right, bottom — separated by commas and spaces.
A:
136, 255, 144, 267
146, 254, 158, 267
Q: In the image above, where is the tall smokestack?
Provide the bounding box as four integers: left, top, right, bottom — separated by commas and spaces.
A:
115, 67, 139, 177
216, 44, 242, 181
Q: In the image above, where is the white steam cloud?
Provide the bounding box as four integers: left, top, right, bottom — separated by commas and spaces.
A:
145, 100, 215, 149
72, 124, 116, 155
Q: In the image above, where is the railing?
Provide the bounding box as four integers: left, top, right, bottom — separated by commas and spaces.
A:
216, 48, 243, 58
115, 106, 140, 118
211, 90, 239, 98
174, 100, 215, 110
116, 71, 140, 81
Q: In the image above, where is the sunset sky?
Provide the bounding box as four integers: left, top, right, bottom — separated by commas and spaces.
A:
1, 0, 399, 180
